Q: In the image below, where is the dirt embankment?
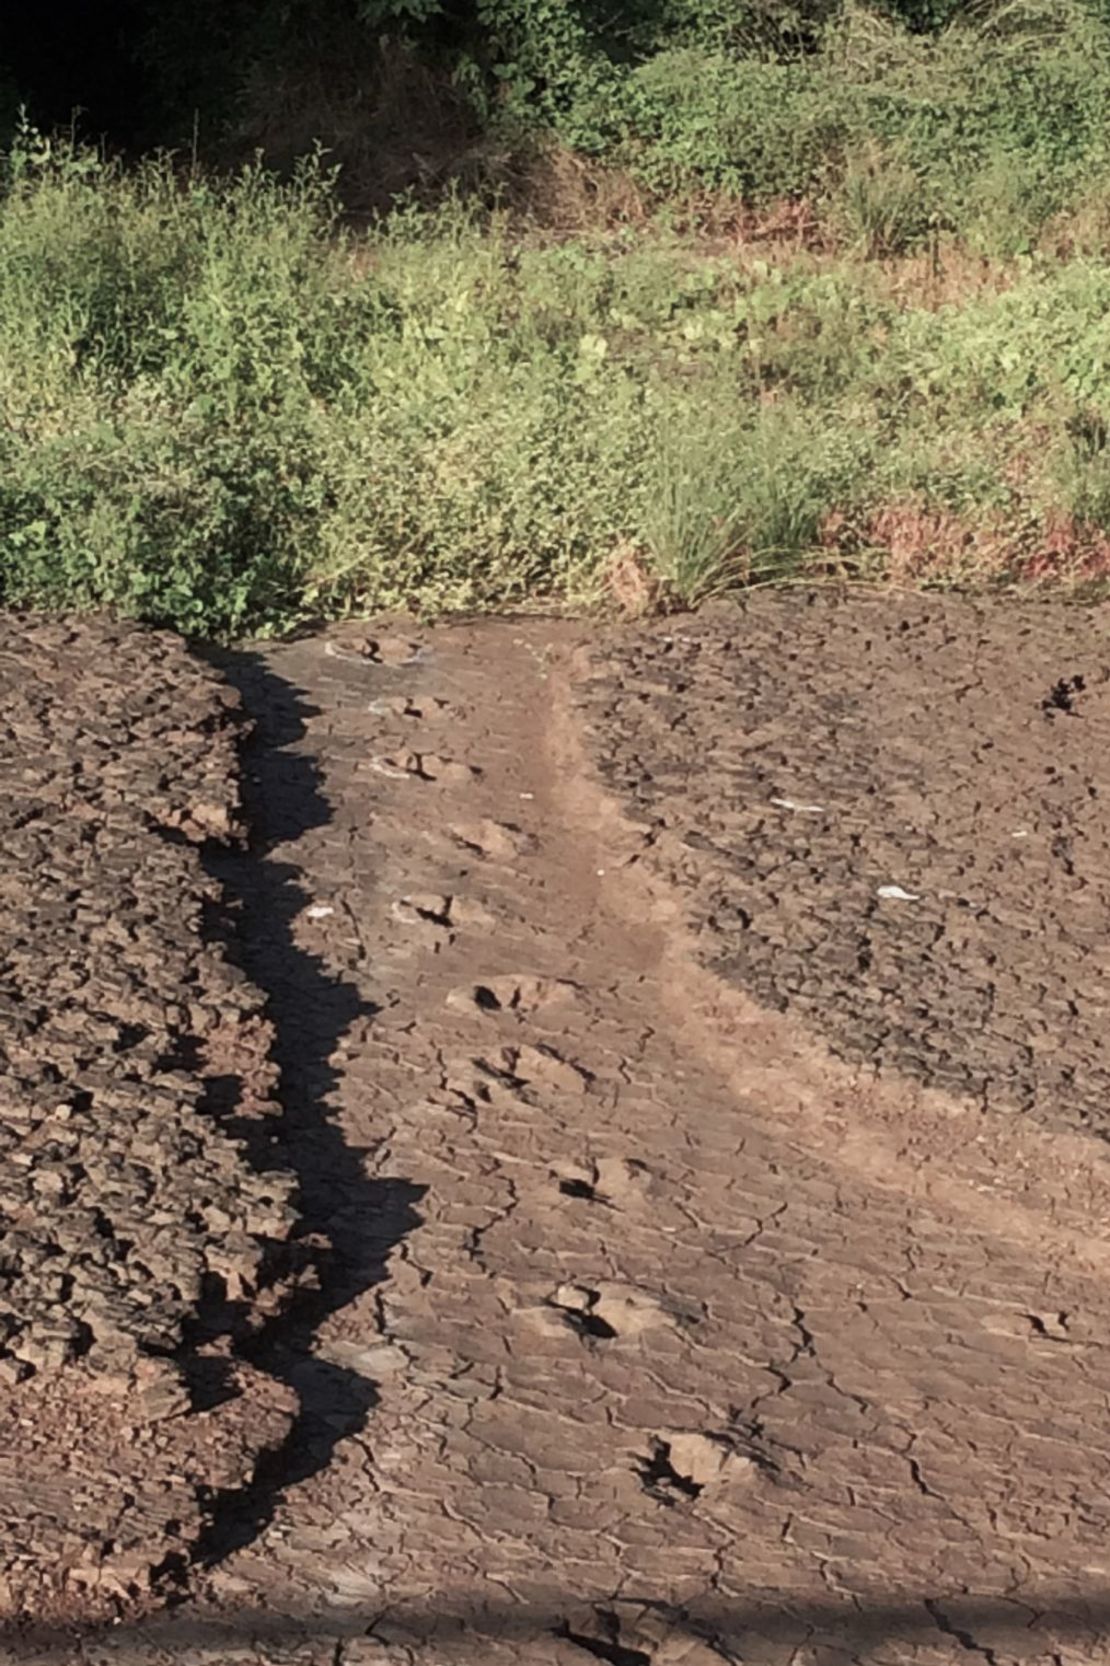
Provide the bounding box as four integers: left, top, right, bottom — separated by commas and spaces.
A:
0, 617, 301, 1623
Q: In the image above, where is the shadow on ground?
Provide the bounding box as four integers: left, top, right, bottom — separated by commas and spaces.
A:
10, 1590, 1110, 1662
190, 647, 424, 1565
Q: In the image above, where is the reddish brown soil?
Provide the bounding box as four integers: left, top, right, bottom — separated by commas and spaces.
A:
11, 600, 1110, 1665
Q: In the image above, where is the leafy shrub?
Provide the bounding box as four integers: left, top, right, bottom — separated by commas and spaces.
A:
6, 122, 1110, 635
524, 0, 1110, 253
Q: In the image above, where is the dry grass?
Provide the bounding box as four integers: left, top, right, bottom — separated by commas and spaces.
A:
864, 241, 1022, 311
496, 170, 1036, 312
1022, 513, 1110, 584
601, 541, 666, 618
820, 500, 1110, 591
1040, 183, 1110, 261
507, 147, 649, 233
819, 501, 1018, 585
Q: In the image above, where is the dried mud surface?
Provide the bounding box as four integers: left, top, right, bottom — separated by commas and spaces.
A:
0, 617, 299, 1624
11, 604, 1110, 1666
583, 592, 1110, 1135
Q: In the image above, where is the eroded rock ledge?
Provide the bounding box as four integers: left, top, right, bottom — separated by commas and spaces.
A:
0, 616, 301, 1622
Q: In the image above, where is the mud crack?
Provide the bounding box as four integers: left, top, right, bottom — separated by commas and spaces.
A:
924, 1599, 1000, 1663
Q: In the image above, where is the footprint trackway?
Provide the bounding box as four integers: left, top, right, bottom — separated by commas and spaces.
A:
37, 614, 1110, 1666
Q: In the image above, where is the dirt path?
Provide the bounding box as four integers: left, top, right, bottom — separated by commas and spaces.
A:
36, 615, 1110, 1666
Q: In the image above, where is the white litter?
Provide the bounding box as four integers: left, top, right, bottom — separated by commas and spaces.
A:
306, 904, 335, 920
519, 792, 535, 801
1011, 829, 1030, 839
369, 756, 411, 779
770, 797, 825, 814
877, 885, 920, 902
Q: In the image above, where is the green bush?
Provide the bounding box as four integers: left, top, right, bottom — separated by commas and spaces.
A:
425, 0, 1098, 258
105, 0, 1110, 253
7, 124, 1110, 635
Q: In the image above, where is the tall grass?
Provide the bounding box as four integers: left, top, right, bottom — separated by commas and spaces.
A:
5, 122, 1110, 635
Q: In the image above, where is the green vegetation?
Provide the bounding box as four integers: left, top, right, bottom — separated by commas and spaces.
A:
6, 1, 1110, 633
474, 0, 1110, 251
121, 0, 1110, 255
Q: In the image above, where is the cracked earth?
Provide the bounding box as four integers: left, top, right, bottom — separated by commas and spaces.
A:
9, 595, 1110, 1665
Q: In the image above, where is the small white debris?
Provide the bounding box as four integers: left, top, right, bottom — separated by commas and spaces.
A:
1011, 829, 1030, 839
877, 885, 920, 902
305, 904, 335, 920
369, 756, 411, 779
519, 792, 535, 800
771, 797, 826, 814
